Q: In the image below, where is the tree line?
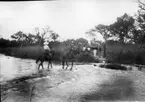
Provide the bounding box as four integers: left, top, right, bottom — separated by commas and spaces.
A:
86, 0, 145, 48
0, 26, 60, 47
1, 0, 144, 48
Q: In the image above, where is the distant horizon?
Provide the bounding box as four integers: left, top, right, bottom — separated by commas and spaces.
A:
0, 0, 139, 42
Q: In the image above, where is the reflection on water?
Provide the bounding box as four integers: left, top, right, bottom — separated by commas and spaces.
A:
0, 54, 38, 82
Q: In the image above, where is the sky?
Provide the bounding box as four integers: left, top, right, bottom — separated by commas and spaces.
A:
0, 0, 139, 41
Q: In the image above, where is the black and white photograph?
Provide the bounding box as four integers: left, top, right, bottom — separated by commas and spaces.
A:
0, 0, 145, 102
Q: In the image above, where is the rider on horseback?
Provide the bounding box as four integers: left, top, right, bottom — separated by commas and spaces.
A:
36, 40, 54, 71
43, 41, 54, 69
44, 41, 50, 56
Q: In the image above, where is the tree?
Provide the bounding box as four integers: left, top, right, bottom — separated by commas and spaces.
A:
131, 29, 144, 43
109, 13, 135, 43
137, 0, 145, 31
86, 24, 112, 42
34, 27, 50, 45
26, 33, 37, 44
11, 31, 24, 41
49, 32, 59, 42
86, 24, 112, 58
34, 26, 59, 45
63, 39, 75, 47
136, 0, 145, 47
86, 14, 136, 58
11, 31, 28, 47
138, 0, 145, 10
94, 24, 111, 41
75, 38, 89, 50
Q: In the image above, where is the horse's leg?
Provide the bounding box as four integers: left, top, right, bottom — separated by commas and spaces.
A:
38, 64, 41, 71
49, 59, 53, 68
65, 60, 69, 70
70, 60, 74, 71
41, 62, 44, 70
47, 61, 52, 70
62, 60, 65, 69
47, 61, 50, 70
50, 61, 53, 68
46, 56, 50, 70
38, 63, 43, 71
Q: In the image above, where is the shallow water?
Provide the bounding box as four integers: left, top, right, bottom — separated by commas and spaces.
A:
1, 54, 145, 102
0, 54, 46, 82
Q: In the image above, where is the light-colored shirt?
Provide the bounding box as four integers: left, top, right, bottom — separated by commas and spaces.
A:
44, 41, 49, 45
44, 45, 50, 50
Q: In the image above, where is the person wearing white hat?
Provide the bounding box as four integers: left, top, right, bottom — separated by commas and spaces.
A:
44, 41, 50, 50
43, 40, 50, 57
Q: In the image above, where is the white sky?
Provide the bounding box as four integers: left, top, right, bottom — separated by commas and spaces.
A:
0, 0, 139, 41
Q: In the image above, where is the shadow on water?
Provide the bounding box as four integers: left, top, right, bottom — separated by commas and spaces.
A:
80, 76, 135, 101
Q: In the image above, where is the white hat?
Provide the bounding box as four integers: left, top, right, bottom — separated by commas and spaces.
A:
44, 45, 50, 50
44, 41, 49, 45
83, 47, 86, 51
87, 47, 90, 51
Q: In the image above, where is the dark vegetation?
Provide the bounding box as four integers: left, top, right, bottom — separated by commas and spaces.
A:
86, 0, 145, 65
105, 40, 145, 65
99, 63, 127, 70
0, 37, 95, 63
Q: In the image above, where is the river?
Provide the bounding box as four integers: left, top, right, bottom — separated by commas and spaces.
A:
1, 54, 145, 102
0, 54, 39, 82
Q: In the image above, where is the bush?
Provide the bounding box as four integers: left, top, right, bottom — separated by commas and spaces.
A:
76, 54, 96, 62
135, 51, 145, 65
0, 48, 12, 56
99, 63, 127, 70
1, 42, 145, 65
106, 50, 145, 65
0, 45, 96, 63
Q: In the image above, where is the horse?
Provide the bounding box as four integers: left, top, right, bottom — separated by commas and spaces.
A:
61, 48, 80, 70
36, 50, 54, 71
